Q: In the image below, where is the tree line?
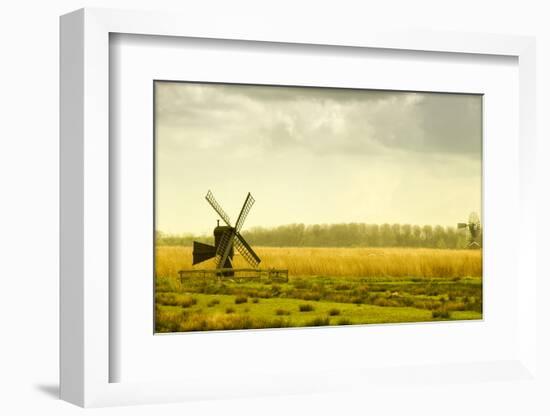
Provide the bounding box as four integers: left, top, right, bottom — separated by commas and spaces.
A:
157, 222, 481, 249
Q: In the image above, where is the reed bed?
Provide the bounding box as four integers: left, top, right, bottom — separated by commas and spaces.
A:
156, 246, 481, 278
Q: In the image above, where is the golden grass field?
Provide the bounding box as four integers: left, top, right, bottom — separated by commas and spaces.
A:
156, 246, 482, 279
155, 246, 482, 331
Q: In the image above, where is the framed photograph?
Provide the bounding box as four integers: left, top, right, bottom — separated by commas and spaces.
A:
60, 8, 539, 408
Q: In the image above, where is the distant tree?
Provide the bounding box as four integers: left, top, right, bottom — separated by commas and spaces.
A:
433, 225, 446, 248
401, 224, 412, 247
367, 224, 380, 247
391, 224, 402, 246
412, 225, 422, 247
158, 221, 477, 249
422, 225, 434, 247
380, 223, 394, 246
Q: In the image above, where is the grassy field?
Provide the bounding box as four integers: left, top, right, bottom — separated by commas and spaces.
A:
156, 246, 482, 279
155, 246, 482, 332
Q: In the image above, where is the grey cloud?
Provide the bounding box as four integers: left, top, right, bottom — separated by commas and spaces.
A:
416, 93, 482, 155
155, 82, 482, 159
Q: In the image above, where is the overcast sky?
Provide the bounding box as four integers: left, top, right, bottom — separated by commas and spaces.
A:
155, 81, 482, 235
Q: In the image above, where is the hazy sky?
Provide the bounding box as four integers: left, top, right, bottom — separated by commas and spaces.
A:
155, 82, 482, 235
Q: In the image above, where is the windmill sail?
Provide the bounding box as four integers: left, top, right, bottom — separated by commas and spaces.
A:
235, 193, 255, 232
216, 229, 236, 269
205, 190, 232, 226
234, 233, 261, 268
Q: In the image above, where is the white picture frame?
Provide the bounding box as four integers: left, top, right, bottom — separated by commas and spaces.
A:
60, 8, 538, 408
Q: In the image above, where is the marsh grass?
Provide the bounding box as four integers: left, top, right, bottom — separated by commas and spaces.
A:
207, 299, 220, 307
235, 295, 248, 304
432, 308, 451, 319
306, 317, 330, 326
155, 308, 293, 332
155, 293, 196, 308
154, 246, 482, 332
275, 308, 291, 316
156, 246, 481, 279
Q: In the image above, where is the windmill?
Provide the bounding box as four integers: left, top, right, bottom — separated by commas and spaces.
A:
192, 190, 261, 275
457, 212, 482, 249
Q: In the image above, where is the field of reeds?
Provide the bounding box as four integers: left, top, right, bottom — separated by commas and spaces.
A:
156, 246, 482, 279
155, 246, 482, 332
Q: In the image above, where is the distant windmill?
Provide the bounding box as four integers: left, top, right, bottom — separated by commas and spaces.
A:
192, 190, 261, 275
457, 212, 482, 249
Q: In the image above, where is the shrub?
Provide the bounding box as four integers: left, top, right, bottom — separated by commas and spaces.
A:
334, 283, 352, 291
299, 304, 315, 312
337, 318, 352, 325
235, 295, 248, 304
445, 301, 466, 311
155, 293, 178, 306
275, 308, 291, 316
302, 291, 322, 301
172, 313, 294, 331
352, 285, 370, 296
155, 309, 184, 332
351, 297, 364, 305
180, 296, 197, 308
225, 307, 235, 314
271, 284, 281, 296
432, 309, 450, 319
465, 297, 482, 313
401, 297, 414, 307
156, 293, 197, 308
207, 299, 220, 307
306, 317, 330, 326
373, 297, 399, 307
251, 298, 259, 303
413, 299, 442, 310
292, 278, 311, 289
328, 308, 341, 316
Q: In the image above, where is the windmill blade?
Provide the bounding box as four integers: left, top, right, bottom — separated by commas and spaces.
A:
234, 232, 261, 268
205, 190, 232, 226
468, 212, 480, 225
216, 229, 235, 269
235, 193, 255, 233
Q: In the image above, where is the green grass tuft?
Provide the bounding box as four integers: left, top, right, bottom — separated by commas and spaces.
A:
207, 299, 220, 307
275, 308, 291, 316
432, 309, 450, 319
235, 295, 248, 304
306, 317, 330, 326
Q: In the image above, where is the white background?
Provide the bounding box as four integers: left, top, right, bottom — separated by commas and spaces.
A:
112, 34, 519, 383
1, 1, 549, 415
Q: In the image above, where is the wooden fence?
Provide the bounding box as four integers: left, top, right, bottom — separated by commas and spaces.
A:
178, 268, 289, 283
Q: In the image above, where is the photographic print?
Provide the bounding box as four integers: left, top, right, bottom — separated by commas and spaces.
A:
154, 81, 482, 333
